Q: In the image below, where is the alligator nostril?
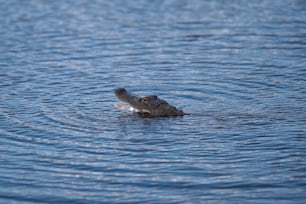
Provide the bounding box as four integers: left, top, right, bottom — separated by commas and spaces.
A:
115, 88, 126, 95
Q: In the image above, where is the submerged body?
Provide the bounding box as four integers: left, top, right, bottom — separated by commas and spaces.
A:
114, 88, 184, 117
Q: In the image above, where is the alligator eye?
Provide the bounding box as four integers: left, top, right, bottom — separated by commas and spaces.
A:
141, 97, 150, 106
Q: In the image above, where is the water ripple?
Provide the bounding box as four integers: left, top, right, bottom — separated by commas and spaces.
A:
0, 0, 306, 203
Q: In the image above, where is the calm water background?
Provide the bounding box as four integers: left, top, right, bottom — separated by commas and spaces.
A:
1, 0, 306, 203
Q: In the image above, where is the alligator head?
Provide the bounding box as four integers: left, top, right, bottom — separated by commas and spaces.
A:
114, 88, 184, 117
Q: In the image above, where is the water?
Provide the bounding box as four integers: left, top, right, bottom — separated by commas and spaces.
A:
1, 0, 306, 203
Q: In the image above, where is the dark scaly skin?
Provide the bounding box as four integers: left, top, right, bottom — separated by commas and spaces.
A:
114, 88, 184, 117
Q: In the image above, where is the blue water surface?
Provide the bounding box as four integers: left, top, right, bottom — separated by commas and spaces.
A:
0, 0, 306, 203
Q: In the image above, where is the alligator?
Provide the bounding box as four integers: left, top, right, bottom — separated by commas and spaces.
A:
114, 88, 184, 117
